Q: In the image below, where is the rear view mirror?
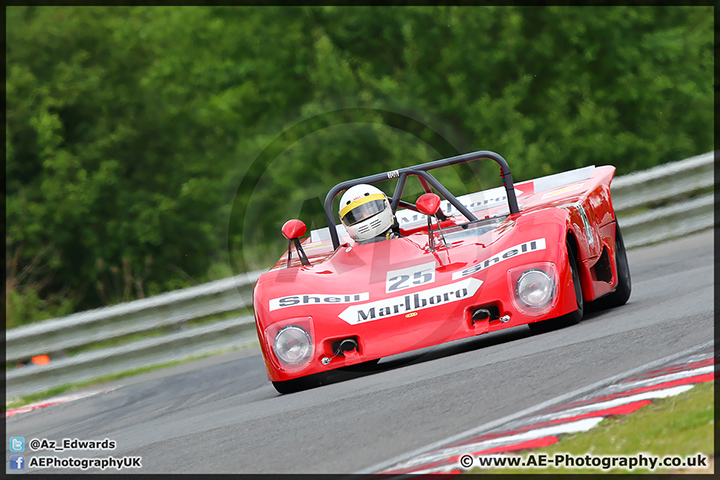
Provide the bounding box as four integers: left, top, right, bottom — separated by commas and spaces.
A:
415, 193, 445, 251
282, 219, 307, 240
416, 193, 441, 216
281, 219, 310, 267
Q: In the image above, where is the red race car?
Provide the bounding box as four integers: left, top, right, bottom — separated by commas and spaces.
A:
253, 150, 631, 393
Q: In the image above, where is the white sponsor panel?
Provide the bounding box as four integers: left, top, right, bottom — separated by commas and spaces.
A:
310, 224, 351, 243
310, 165, 598, 243
386, 261, 436, 293
269, 292, 370, 311
339, 278, 483, 325
395, 187, 523, 228
531, 165, 594, 195
452, 238, 547, 280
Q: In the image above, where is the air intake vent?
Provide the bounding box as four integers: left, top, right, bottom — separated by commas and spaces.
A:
471, 305, 500, 324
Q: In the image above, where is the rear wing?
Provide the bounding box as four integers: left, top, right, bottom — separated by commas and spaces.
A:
312, 163, 596, 244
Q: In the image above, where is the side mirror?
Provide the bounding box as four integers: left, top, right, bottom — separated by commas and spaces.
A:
416, 193, 441, 216
416, 193, 445, 252
281, 219, 310, 267
282, 219, 307, 240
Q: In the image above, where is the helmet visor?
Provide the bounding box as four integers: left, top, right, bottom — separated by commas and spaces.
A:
342, 199, 387, 226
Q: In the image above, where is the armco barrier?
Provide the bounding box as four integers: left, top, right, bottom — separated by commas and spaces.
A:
6, 271, 263, 365
609, 151, 714, 248
5, 152, 715, 398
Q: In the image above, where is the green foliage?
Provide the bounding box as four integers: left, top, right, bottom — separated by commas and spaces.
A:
6, 6, 713, 325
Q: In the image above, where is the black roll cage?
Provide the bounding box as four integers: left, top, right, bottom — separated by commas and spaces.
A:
323, 150, 520, 250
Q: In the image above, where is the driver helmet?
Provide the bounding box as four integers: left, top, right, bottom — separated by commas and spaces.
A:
339, 184, 394, 241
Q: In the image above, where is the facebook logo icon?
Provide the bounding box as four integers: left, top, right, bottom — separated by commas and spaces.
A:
9, 455, 24, 470
9, 437, 25, 452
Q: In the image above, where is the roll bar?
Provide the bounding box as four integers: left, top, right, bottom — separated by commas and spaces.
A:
323, 150, 519, 250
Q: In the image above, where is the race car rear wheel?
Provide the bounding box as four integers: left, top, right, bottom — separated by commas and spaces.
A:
592, 221, 632, 310
529, 241, 583, 334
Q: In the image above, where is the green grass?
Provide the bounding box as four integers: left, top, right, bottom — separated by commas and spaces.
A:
6, 340, 260, 411
470, 380, 714, 474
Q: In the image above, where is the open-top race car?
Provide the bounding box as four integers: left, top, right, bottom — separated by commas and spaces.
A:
252, 151, 631, 393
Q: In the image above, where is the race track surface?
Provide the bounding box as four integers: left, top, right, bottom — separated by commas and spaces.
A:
6, 230, 714, 474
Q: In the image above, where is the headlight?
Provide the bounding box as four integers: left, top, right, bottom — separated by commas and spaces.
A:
273, 325, 312, 365
516, 269, 555, 308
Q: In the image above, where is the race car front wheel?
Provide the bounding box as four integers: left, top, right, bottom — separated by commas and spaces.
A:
272, 377, 313, 395
339, 358, 381, 372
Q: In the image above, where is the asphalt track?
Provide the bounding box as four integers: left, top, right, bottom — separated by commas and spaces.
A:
6, 229, 714, 474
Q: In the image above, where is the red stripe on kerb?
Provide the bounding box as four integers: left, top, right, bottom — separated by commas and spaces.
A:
415, 472, 461, 477
625, 357, 715, 382
385, 460, 465, 476
6, 388, 115, 418
426, 437, 560, 473
383, 437, 560, 475
549, 399, 651, 424
6, 400, 67, 418
557, 373, 713, 410
388, 407, 645, 475
472, 435, 559, 455
443, 399, 651, 449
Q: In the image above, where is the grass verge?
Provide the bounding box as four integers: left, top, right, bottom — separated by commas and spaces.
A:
469, 380, 714, 474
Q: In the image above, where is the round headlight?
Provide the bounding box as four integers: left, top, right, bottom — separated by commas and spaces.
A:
516, 269, 555, 308
273, 325, 312, 365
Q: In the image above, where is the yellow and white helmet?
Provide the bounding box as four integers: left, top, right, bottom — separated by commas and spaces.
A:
339, 184, 394, 241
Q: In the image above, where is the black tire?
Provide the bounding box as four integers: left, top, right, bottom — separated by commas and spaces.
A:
339, 357, 381, 372
272, 377, 314, 395
592, 221, 632, 310
529, 241, 584, 334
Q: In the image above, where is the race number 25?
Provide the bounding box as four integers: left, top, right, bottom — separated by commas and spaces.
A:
386, 262, 436, 293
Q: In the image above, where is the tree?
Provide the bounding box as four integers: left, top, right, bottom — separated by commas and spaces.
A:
6, 5, 713, 326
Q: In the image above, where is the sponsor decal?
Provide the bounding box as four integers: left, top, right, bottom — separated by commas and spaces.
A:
386, 261, 436, 293
396, 211, 426, 226
387, 170, 400, 179
269, 292, 370, 311
338, 278, 482, 325
452, 238, 547, 280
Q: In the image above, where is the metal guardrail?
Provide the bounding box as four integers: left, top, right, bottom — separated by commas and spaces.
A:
6, 271, 263, 365
610, 151, 715, 248
5, 152, 715, 398
6, 272, 264, 399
